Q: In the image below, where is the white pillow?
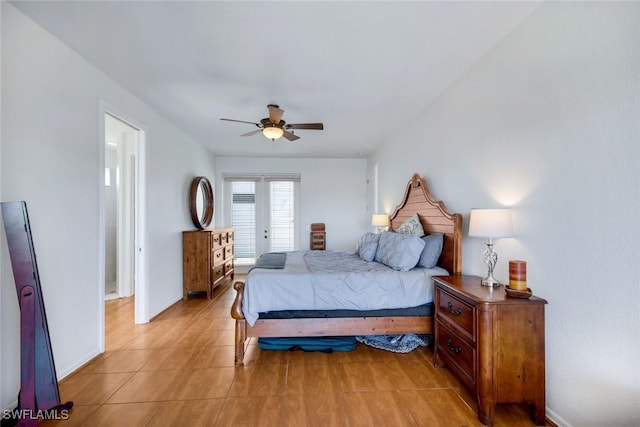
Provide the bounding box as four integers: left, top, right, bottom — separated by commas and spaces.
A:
395, 213, 425, 237
374, 231, 425, 271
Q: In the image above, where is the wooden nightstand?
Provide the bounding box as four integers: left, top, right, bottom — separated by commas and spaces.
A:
433, 275, 547, 426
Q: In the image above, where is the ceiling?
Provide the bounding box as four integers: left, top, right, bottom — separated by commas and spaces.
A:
11, 1, 541, 158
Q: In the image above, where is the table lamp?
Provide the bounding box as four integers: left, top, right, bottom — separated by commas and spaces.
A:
468, 208, 513, 287
371, 214, 390, 233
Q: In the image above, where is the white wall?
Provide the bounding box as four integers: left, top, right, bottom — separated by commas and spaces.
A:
0, 3, 216, 410
369, 2, 639, 426
215, 157, 367, 252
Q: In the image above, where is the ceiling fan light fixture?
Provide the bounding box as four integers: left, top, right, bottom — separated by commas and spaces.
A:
262, 126, 284, 141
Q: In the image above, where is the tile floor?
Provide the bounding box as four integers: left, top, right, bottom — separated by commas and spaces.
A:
41, 281, 547, 426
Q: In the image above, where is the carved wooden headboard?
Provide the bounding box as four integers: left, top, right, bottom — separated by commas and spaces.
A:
389, 173, 463, 275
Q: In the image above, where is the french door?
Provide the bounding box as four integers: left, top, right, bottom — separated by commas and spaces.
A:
224, 175, 300, 264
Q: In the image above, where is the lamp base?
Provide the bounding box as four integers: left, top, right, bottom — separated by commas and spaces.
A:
481, 275, 502, 287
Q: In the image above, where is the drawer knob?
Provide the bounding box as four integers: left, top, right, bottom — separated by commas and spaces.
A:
447, 338, 462, 354
447, 302, 463, 316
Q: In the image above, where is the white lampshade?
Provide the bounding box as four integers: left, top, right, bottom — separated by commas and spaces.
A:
371, 214, 390, 227
262, 126, 284, 141
468, 208, 513, 238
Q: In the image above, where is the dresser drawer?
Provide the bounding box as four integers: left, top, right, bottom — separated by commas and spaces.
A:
436, 288, 475, 340
212, 248, 225, 266
224, 260, 234, 276
436, 321, 475, 388
212, 264, 225, 283
212, 232, 222, 248
224, 245, 233, 259
227, 231, 234, 244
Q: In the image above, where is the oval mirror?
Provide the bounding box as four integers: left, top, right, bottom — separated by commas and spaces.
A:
189, 176, 214, 229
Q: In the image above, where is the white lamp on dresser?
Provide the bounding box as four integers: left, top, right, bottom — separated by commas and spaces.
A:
468, 208, 513, 287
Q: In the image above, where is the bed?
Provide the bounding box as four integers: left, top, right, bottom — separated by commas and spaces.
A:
230, 173, 462, 364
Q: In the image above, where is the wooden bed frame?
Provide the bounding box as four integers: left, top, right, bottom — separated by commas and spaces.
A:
230, 173, 462, 364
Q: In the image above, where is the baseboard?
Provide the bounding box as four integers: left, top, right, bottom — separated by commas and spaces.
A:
546, 407, 573, 427
149, 295, 182, 322
57, 348, 102, 382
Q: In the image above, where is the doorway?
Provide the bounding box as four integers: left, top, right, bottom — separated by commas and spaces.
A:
104, 113, 138, 301
224, 174, 300, 266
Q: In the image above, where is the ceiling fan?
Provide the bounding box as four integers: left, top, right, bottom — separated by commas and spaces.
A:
220, 104, 324, 141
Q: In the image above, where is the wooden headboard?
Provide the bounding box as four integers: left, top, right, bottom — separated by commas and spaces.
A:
389, 173, 463, 275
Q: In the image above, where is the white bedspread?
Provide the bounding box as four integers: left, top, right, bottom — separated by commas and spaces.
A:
242, 250, 448, 326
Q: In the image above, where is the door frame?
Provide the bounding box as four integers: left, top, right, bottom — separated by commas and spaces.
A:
98, 101, 148, 351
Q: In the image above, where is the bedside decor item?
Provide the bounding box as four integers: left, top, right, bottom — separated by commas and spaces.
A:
505, 286, 533, 299
371, 213, 390, 233
509, 260, 527, 290
189, 176, 214, 229
468, 208, 513, 287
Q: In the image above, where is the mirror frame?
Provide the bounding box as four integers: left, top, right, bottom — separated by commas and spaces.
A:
189, 176, 214, 229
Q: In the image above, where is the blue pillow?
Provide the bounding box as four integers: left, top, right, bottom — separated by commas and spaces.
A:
356, 232, 381, 262
358, 242, 379, 262
418, 233, 444, 269
374, 231, 425, 271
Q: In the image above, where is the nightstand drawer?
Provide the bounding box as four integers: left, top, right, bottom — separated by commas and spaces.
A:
436, 288, 475, 339
436, 321, 475, 387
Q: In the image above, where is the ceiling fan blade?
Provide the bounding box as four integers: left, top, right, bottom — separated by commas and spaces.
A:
285, 123, 324, 130
282, 130, 300, 141
220, 118, 261, 126
268, 105, 284, 124
240, 129, 262, 137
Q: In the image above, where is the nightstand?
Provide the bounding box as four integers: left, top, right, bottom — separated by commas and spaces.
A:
433, 275, 547, 426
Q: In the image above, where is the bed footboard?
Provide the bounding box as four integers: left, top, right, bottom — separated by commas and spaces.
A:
231, 280, 433, 365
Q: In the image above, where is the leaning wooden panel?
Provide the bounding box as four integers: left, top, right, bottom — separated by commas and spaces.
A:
231, 173, 463, 365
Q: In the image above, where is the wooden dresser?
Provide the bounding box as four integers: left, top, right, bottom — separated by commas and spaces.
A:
433, 275, 547, 426
182, 228, 234, 300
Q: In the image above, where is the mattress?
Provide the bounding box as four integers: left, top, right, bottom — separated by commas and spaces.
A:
242, 250, 447, 326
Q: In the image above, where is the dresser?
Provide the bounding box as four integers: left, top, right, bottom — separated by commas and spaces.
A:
182, 228, 234, 300
433, 275, 547, 426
